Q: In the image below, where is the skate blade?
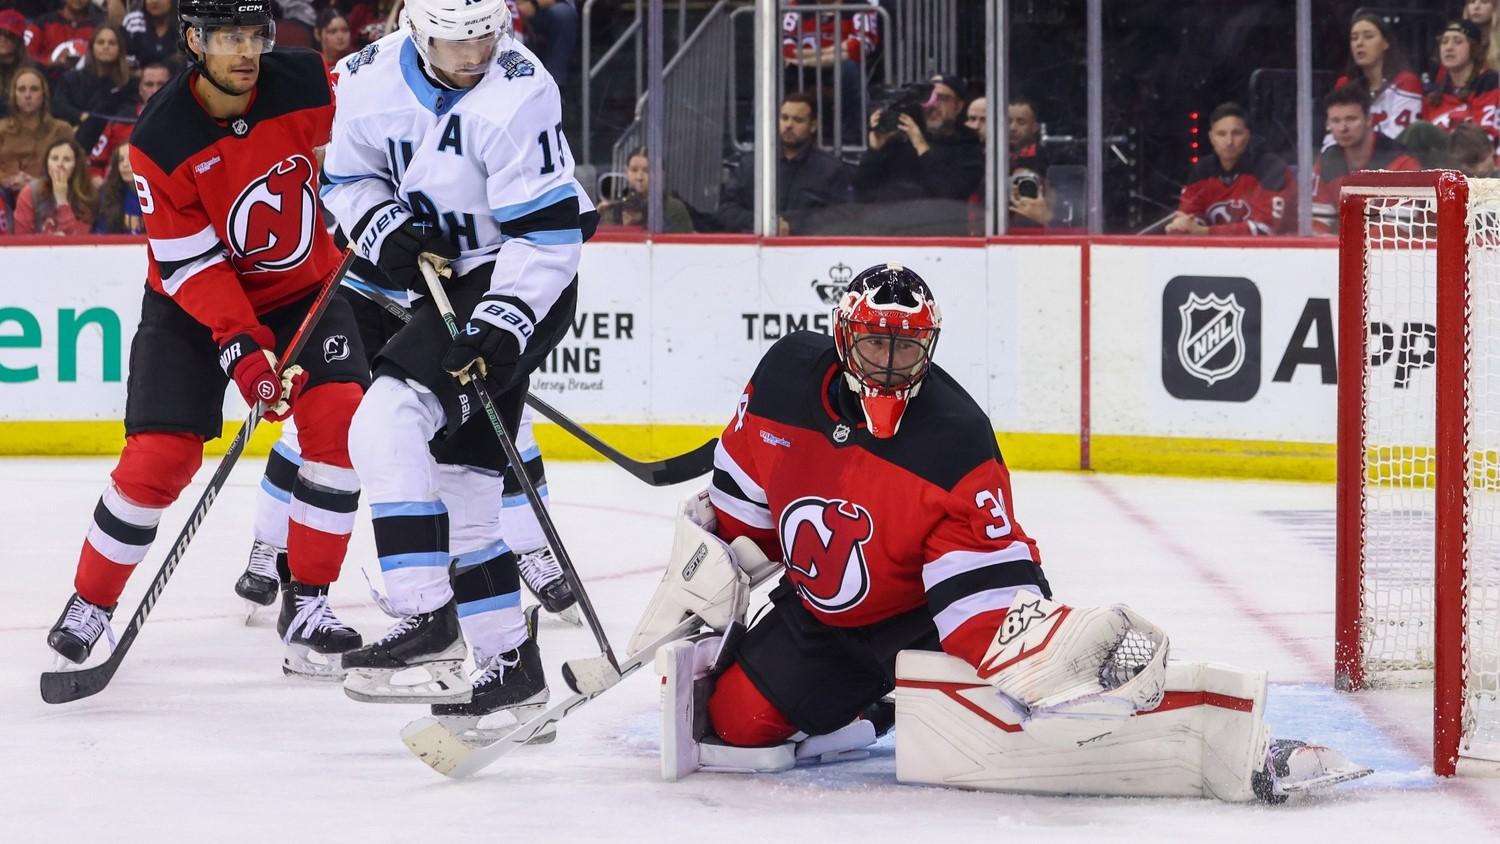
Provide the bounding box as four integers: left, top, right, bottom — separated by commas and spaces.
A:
282, 645, 347, 682
551, 604, 583, 628
343, 661, 471, 704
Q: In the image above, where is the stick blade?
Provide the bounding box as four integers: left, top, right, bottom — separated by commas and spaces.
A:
561, 655, 623, 696
39, 662, 114, 704
648, 439, 717, 485
400, 716, 478, 778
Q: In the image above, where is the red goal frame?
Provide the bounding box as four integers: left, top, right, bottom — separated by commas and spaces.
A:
1334, 170, 1470, 777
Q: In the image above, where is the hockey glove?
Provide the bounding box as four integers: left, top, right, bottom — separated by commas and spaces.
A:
219, 326, 306, 422
375, 216, 461, 292
441, 295, 531, 389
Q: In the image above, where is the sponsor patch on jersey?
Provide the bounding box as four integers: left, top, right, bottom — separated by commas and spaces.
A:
759, 430, 791, 448
347, 42, 379, 75
194, 155, 222, 175
497, 50, 535, 80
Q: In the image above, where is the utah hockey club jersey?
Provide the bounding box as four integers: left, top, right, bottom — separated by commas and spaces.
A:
1175, 146, 1293, 236
708, 332, 1046, 671
322, 33, 595, 337
128, 49, 344, 344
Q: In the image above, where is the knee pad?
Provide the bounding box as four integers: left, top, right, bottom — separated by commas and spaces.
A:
707, 662, 797, 748
437, 464, 505, 557
294, 381, 363, 467
111, 432, 204, 507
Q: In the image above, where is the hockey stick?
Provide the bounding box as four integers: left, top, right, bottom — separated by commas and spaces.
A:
351, 284, 716, 486
401, 613, 703, 777
39, 250, 357, 705
417, 260, 621, 676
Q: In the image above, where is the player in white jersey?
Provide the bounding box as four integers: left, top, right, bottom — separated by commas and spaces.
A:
317, 0, 594, 718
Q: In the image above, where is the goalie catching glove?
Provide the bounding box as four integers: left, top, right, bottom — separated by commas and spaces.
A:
219, 326, 305, 422
978, 591, 1169, 748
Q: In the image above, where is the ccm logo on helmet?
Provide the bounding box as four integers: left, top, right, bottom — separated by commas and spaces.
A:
779, 496, 874, 614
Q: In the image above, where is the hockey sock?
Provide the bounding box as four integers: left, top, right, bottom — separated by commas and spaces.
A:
288, 462, 360, 586
451, 544, 526, 659
706, 662, 799, 747
500, 431, 548, 552
76, 432, 202, 607
253, 436, 301, 550
371, 501, 452, 614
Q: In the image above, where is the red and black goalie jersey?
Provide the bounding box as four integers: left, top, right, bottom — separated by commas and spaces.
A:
1176, 147, 1292, 236
708, 331, 1046, 670
128, 49, 343, 345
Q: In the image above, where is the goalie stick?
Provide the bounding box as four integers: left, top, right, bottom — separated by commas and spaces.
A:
349, 284, 716, 486
40, 249, 357, 705
401, 614, 704, 777
418, 259, 621, 679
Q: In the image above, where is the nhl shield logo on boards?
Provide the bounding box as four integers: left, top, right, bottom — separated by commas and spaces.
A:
1161, 275, 1261, 403
1177, 293, 1245, 385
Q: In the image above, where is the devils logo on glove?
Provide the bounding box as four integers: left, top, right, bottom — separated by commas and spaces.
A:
779, 496, 874, 614
227, 155, 318, 274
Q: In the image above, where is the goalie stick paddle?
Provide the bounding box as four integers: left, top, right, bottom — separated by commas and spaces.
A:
39, 249, 357, 705
350, 284, 716, 486
417, 260, 621, 677
401, 614, 704, 777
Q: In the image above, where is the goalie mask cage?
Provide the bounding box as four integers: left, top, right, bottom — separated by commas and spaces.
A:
1336, 170, 1500, 777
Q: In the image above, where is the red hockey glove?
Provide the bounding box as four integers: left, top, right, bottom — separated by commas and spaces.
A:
219, 326, 306, 422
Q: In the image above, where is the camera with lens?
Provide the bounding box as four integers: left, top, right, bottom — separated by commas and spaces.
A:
1011, 169, 1043, 200
872, 82, 933, 134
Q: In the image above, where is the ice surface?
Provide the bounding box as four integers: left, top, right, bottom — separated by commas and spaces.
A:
3, 459, 1500, 843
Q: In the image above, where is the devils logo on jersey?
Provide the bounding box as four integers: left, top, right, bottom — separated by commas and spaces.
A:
779, 496, 874, 614
227, 155, 318, 274
1206, 199, 1251, 225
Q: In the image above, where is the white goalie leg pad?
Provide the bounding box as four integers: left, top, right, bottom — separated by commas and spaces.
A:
896, 650, 1270, 802
980, 593, 1169, 748
629, 492, 761, 655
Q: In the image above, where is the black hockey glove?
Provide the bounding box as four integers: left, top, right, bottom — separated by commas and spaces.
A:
441, 295, 532, 390
375, 216, 460, 291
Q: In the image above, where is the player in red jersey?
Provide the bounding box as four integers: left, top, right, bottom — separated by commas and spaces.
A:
1166, 102, 1292, 236
45, 0, 370, 681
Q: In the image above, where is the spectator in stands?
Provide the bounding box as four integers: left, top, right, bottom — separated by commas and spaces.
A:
314, 7, 352, 70
782, 0, 876, 147
1397, 120, 1456, 169
1468, 0, 1494, 52
0, 67, 74, 200
1164, 102, 1291, 237
76, 60, 168, 185
123, 0, 179, 72
1333, 12, 1422, 141
596, 147, 693, 232
347, 0, 399, 49
29, 0, 106, 74
714, 91, 851, 235
1423, 20, 1500, 143
52, 24, 128, 125
93, 140, 141, 233
0, 9, 36, 119
1312, 84, 1421, 234
515, 1, 577, 88
964, 95, 986, 144
1005, 94, 1052, 229
1450, 123, 1497, 177
10, 137, 94, 235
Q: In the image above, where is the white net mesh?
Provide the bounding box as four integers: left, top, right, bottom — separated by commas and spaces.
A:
1358, 182, 1500, 762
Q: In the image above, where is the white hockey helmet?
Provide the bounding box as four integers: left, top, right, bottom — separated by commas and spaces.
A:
403, 0, 513, 77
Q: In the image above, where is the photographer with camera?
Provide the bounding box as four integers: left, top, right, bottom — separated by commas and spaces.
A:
852, 74, 982, 234
1165, 102, 1292, 236
1000, 95, 1054, 229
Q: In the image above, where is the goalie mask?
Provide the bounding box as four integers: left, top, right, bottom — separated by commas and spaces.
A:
404, 0, 514, 79
833, 263, 942, 439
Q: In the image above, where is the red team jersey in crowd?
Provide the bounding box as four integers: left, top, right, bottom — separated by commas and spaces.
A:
1332, 71, 1423, 139
707, 332, 1044, 670
1310, 133, 1422, 233
128, 50, 343, 345
1421, 68, 1500, 142
781, 1, 879, 64
1176, 148, 1293, 236
27, 7, 103, 65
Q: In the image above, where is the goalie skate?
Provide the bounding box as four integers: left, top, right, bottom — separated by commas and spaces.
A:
343, 600, 471, 704
1252, 739, 1374, 804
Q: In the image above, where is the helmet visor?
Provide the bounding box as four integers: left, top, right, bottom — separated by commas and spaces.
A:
846, 324, 938, 390
423, 31, 500, 76
193, 22, 276, 56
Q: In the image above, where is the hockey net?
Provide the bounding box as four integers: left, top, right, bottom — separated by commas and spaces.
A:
1336, 171, 1500, 776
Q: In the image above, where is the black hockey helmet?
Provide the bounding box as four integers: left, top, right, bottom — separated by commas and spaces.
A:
179, 0, 272, 27
832, 263, 943, 439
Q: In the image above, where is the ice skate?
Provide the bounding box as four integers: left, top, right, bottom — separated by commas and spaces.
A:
343, 599, 471, 704
517, 545, 581, 626
1252, 739, 1373, 804
431, 606, 553, 745
235, 539, 289, 622
46, 593, 116, 667
277, 581, 362, 680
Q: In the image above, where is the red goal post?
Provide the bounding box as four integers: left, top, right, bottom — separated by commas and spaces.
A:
1335, 170, 1500, 777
